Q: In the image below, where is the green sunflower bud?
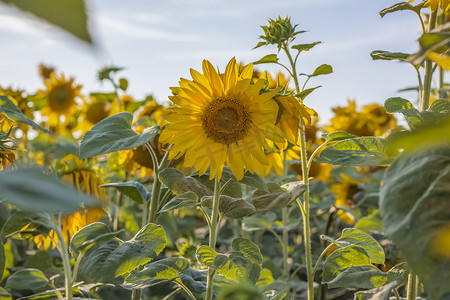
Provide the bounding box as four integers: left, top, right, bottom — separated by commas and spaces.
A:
256, 16, 305, 50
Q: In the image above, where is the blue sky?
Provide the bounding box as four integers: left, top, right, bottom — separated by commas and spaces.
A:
0, 0, 422, 122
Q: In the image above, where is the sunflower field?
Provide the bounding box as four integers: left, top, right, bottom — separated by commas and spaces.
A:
0, 1, 449, 300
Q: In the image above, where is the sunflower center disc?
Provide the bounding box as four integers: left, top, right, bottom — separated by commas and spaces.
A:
202, 96, 250, 144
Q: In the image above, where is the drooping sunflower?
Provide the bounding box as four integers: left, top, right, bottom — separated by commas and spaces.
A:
160, 58, 285, 180
29, 155, 107, 250
39, 73, 82, 127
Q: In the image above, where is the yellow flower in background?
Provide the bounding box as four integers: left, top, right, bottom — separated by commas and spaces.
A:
0, 149, 15, 171
160, 58, 285, 180
326, 100, 396, 137
39, 73, 82, 127
0, 88, 36, 138
30, 155, 107, 250
426, 0, 450, 13
330, 173, 360, 225
266, 71, 290, 89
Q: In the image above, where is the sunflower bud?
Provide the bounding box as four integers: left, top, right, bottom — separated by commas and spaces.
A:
256, 16, 303, 50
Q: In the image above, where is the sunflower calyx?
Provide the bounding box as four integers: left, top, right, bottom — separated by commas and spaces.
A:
256, 16, 305, 51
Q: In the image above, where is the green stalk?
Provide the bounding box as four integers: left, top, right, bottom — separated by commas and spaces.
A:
406, 272, 417, 300
283, 42, 314, 300
176, 279, 197, 300
281, 151, 289, 278
53, 214, 73, 300
147, 147, 170, 224
205, 176, 221, 300
420, 9, 438, 111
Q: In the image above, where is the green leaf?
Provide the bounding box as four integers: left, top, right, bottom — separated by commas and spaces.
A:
326, 265, 387, 289
0, 0, 92, 43
239, 172, 268, 192
1, 211, 50, 238
79, 112, 159, 159
354, 280, 398, 300
321, 228, 385, 264
379, 1, 422, 17
384, 97, 422, 129
0, 168, 99, 214
101, 181, 151, 204
379, 146, 450, 300
253, 54, 278, 65
322, 246, 387, 289
385, 262, 409, 287
323, 131, 357, 143
98, 66, 123, 81
0, 287, 11, 300
387, 117, 450, 153
119, 78, 129, 91
0, 242, 4, 280
70, 222, 122, 257
78, 239, 120, 283
428, 99, 450, 113
311, 64, 333, 76
5, 268, 49, 290
355, 210, 384, 232
159, 192, 200, 213
0, 95, 48, 133
123, 257, 189, 289
296, 86, 321, 101
252, 181, 306, 213
243, 212, 277, 231
315, 137, 394, 166
370, 50, 410, 61
159, 168, 212, 198
291, 41, 321, 53
101, 223, 167, 281
201, 195, 256, 219
196, 238, 263, 283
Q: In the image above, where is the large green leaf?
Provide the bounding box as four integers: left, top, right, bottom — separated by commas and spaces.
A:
384, 97, 422, 129
0, 0, 92, 43
385, 262, 409, 287
387, 117, 450, 153
0, 96, 48, 133
321, 228, 385, 264
123, 257, 189, 289
0, 168, 99, 214
70, 222, 122, 257
322, 245, 387, 289
159, 168, 212, 197
5, 268, 49, 290
79, 112, 159, 159
201, 195, 256, 219
323, 131, 357, 143
101, 181, 151, 204
252, 181, 306, 213
379, 146, 450, 300
315, 137, 394, 166
101, 223, 167, 281
196, 238, 263, 283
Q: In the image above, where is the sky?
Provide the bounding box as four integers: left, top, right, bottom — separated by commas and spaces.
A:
0, 0, 423, 122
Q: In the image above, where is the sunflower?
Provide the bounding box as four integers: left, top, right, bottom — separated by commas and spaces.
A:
160, 58, 285, 180
326, 100, 396, 137
29, 155, 107, 250
0, 88, 36, 138
39, 73, 82, 127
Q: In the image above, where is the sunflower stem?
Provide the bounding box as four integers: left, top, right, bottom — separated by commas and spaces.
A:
283, 42, 314, 300
53, 214, 73, 300
205, 176, 221, 300
420, 9, 438, 111
406, 272, 418, 300
281, 151, 289, 278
